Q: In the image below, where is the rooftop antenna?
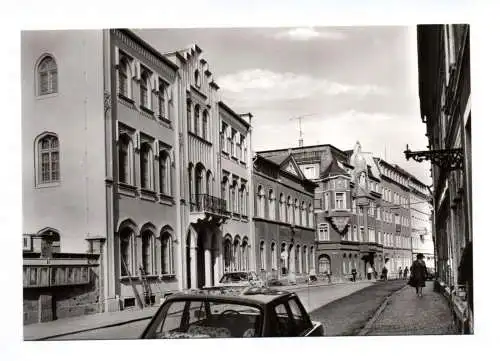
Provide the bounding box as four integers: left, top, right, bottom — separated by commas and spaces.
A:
289, 113, 317, 147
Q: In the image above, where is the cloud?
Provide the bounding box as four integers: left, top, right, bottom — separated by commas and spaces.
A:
218, 69, 387, 106
273, 27, 347, 41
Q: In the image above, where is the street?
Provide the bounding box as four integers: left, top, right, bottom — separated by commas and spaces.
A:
50, 280, 406, 340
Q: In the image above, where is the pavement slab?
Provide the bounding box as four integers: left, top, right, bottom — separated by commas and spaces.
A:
364, 281, 457, 336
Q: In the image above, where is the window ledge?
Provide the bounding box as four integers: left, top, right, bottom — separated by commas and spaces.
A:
120, 275, 140, 282
36, 181, 61, 189
140, 189, 158, 202
36, 92, 58, 100
159, 115, 172, 126
118, 182, 137, 197
159, 193, 175, 205
118, 93, 134, 105
140, 105, 155, 116
160, 274, 176, 280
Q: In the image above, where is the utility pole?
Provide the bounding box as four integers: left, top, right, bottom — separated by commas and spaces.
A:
289, 113, 317, 147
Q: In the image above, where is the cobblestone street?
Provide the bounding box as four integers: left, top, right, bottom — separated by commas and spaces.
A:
364, 281, 457, 336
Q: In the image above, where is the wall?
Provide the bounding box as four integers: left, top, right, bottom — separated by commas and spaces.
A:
22, 30, 107, 253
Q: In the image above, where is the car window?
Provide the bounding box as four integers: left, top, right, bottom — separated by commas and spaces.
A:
150, 300, 186, 337
287, 297, 312, 335
273, 303, 295, 337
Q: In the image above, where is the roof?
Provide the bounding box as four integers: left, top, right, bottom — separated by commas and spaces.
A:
218, 101, 251, 129
320, 159, 349, 178
263, 153, 289, 166
167, 286, 293, 306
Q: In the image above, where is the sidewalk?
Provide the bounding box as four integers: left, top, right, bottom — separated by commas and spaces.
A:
24, 279, 376, 341
363, 281, 457, 336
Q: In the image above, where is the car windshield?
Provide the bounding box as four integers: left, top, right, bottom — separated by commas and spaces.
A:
220, 272, 249, 283
143, 299, 262, 339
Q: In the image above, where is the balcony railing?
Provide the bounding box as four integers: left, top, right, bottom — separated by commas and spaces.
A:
191, 193, 227, 215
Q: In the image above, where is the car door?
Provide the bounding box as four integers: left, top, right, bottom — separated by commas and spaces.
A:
286, 296, 319, 336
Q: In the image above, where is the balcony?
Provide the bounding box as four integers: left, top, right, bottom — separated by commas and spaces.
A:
190, 194, 229, 224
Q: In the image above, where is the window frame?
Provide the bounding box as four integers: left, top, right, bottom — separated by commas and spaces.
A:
37, 55, 58, 97
318, 223, 329, 242
35, 133, 61, 187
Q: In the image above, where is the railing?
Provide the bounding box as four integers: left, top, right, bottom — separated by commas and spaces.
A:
191, 194, 227, 215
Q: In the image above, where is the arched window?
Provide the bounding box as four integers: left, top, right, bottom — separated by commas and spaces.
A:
318, 255, 331, 274
287, 196, 293, 224
194, 104, 200, 135
294, 199, 300, 225
37, 55, 58, 95
279, 193, 285, 222
221, 177, 229, 211
194, 69, 201, 87
141, 230, 154, 275
37, 134, 60, 184
259, 240, 266, 271
233, 238, 241, 271
140, 143, 154, 190
158, 81, 170, 119
257, 186, 265, 217
240, 184, 247, 216
160, 231, 174, 275
118, 54, 131, 98
308, 203, 314, 227
206, 171, 212, 196
301, 201, 306, 226
231, 180, 238, 213
242, 238, 249, 270
303, 245, 308, 274
159, 150, 172, 196
223, 237, 232, 272
186, 99, 192, 131
120, 227, 135, 276
202, 110, 209, 139
271, 242, 277, 270
118, 133, 133, 185
140, 68, 152, 109
268, 189, 275, 220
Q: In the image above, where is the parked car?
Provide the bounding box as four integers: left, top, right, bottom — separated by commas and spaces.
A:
218, 271, 264, 287
140, 286, 324, 338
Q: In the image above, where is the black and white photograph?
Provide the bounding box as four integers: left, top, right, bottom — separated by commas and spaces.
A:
2, 0, 497, 360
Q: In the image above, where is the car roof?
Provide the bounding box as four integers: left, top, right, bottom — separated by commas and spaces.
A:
166, 286, 294, 306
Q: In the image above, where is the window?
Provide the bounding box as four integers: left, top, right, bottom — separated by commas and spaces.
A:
268, 189, 275, 220
259, 241, 266, 270
301, 202, 307, 226
231, 129, 237, 158
141, 231, 154, 275
324, 192, 330, 210
353, 226, 358, 242
194, 69, 201, 87
287, 298, 312, 335
287, 196, 293, 223
202, 110, 209, 139
221, 122, 228, 152
318, 255, 331, 274
274, 303, 295, 337
239, 184, 246, 215
335, 192, 346, 209
160, 232, 174, 275
294, 199, 300, 225
271, 242, 277, 270
241, 239, 249, 271
140, 68, 152, 109
37, 134, 60, 184
231, 181, 238, 213
352, 199, 357, 213
158, 81, 170, 119
279, 193, 286, 222
140, 143, 154, 190
120, 227, 135, 276
194, 105, 200, 135
318, 223, 329, 241
299, 163, 319, 179
241, 135, 247, 162
257, 186, 265, 217
37, 55, 58, 95
308, 204, 314, 227
159, 150, 172, 195
187, 100, 192, 131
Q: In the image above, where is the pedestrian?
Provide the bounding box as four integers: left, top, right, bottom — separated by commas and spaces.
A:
409, 253, 428, 297
403, 266, 409, 280
398, 267, 403, 279
367, 266, 373, 280
351, 268, 357, 282
381, 266, 388, 281
327, 270, 332, 284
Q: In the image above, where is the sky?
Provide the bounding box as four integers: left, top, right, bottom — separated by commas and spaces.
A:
135, 26, 431, 185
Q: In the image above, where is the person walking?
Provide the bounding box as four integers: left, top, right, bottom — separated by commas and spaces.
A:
398, 267, 403, 279
403, 266, 409, 280
409, 253, 428, 297
351, 268, 357, 282
367, 266, 374, 280
381, 266, 388, 281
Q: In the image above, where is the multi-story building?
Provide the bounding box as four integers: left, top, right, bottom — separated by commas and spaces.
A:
408, 177, 434, 270
252, 151, 317, 282
375, 160, 414, 278
218, 102, 253, 274
22, 29, 256, 324
413, 24, 472, 332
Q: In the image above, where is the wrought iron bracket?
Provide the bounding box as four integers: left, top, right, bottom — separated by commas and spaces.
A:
404, 144, 464, 171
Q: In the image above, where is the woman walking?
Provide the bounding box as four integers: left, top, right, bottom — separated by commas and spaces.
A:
409, 253, 428, 297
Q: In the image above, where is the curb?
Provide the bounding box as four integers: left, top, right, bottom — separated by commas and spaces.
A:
27, 314, 157, 341
357, 284, 408, 336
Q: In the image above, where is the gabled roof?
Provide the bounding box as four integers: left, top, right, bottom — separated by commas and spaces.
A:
260, 153, 305, 180
320, 159, 350, 178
